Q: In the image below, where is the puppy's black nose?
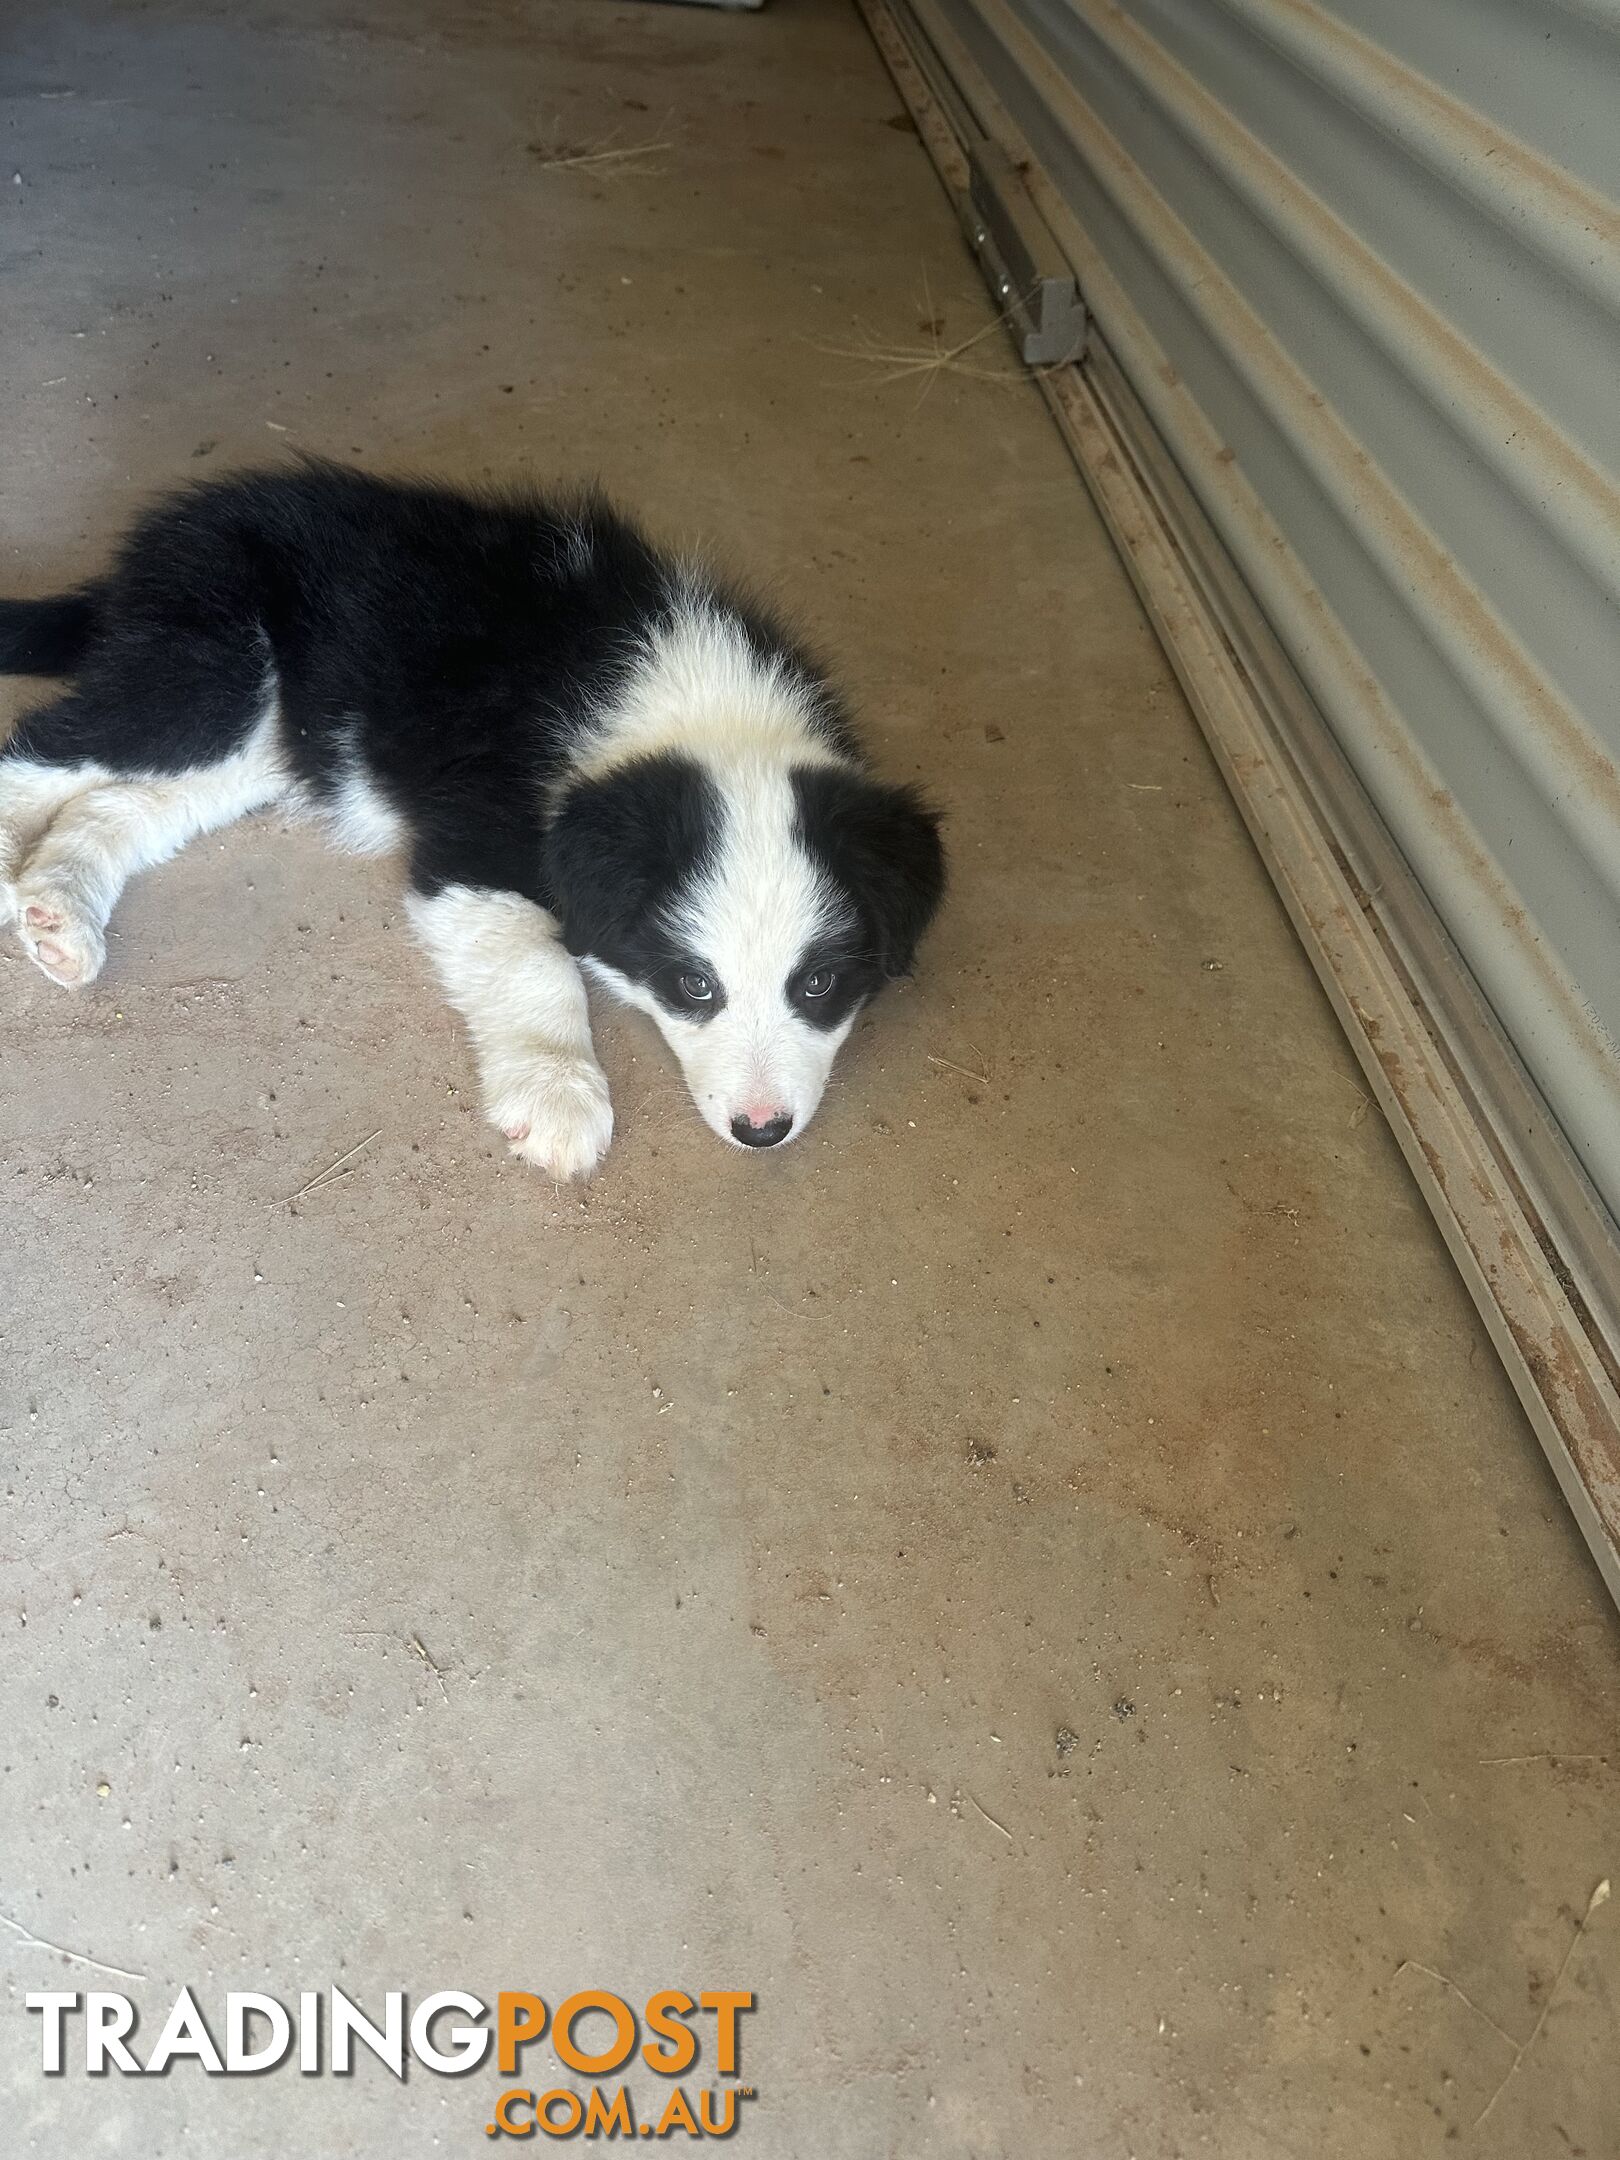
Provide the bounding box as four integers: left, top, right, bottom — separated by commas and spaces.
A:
731, 1111, 793, 1148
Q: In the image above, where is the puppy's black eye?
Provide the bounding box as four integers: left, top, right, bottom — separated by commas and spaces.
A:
802, 968, 836, 999
678, 970, 714, 1004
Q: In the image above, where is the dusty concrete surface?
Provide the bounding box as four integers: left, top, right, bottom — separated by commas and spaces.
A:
2, 2, 1617, 2154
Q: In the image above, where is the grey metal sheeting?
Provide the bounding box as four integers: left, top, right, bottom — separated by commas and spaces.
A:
923, 0, 1620, 1215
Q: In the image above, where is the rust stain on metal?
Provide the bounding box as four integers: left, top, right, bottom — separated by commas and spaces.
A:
1265, 0, 1620, 265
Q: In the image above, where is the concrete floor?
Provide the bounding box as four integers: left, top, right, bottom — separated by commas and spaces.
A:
2, 2, 1617, 2154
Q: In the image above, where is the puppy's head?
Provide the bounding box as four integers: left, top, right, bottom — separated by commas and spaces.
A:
545, 753, 944, 1149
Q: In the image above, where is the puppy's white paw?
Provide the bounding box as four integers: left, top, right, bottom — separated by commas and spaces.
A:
15, 892, 105, 987
493, 1054, 614, 1181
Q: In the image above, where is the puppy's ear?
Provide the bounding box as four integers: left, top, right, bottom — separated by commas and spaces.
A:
543, 755, 718, 958
794, 767, 946, 978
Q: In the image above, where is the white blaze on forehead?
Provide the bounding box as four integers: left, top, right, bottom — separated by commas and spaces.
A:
668, 761, 849, 989
573, 598, 846, 782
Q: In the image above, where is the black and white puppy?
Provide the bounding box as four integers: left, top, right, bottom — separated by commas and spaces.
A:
0, 463, 944, 1177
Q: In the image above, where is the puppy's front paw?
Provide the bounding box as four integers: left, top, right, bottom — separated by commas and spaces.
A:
14, 892, 106, 987
493, 1054, 614, 1181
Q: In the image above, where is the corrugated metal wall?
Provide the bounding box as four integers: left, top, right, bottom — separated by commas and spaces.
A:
912, 0, 1620, 1218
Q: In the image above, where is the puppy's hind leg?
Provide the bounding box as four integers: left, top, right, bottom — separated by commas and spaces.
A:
11, 725, 289, 987
0, 753, 105, 928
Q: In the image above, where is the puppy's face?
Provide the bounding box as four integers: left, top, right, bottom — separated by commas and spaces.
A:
547, 755, 943, 1149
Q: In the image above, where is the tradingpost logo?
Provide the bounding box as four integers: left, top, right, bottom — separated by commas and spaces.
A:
27, 1984, 757, 2139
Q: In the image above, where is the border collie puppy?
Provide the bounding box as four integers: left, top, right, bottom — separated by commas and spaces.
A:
0, 463, 944, 1177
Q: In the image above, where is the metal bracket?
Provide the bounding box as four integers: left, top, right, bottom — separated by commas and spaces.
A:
966, 139, 1086, 367
855, 0, 1086, 369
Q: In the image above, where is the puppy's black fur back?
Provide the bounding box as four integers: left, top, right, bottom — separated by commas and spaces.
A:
2, 462, 860, 908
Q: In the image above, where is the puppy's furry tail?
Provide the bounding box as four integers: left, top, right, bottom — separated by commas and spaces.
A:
0, 588, 104, 675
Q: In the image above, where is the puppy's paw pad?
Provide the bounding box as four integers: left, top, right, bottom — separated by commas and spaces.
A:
495, 1057, 614, 1182
15, 896, 104, 986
